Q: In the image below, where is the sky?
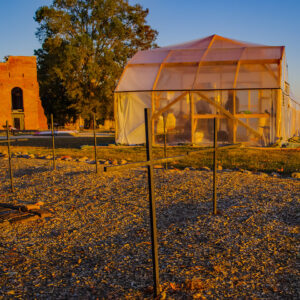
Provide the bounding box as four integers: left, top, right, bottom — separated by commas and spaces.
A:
0, 0, 299, 99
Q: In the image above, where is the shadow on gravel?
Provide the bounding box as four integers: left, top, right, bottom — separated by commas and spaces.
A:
64, 170, 92, 176
12, 167, 49, 178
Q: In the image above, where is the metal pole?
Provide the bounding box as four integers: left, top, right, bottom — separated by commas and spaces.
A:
93, 113, 98, 174
144, 108, 160, 297
163, 113, 167, 169
213, 117, 218, 215
51, 114, 56, 170
6, 121, 14, 193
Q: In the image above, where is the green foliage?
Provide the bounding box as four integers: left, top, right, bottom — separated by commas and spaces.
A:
35, 0, 157, 125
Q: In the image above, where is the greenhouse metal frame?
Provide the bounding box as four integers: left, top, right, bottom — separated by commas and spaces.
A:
115, 35, 300, 146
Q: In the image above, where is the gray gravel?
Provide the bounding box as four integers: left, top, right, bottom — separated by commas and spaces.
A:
0, 158, 299, 299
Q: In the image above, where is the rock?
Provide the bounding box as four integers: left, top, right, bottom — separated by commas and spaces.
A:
255, 172, 268, 177
98, 159, 107, 164
61, 155, 72, 161
78, 156, 89, 162
45, 155, 53, 160
217, 165, 223, 171
103, 160, 110, 165
0, 152, 4, 157
31, 209, 52, 219
291, 172, 300, 179
271, 172, 280, 177
243, 170, 252, 174
120, 159, 127, 165
199, 166, 211, 171
153, 165, 163, 169
28, 154, 35, 159
86, 160, 96, 164
112, 160, 118, 165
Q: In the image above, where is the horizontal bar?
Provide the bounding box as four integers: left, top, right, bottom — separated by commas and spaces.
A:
104, 155, 186, 172
104, 144, 241, 172
193, 113, 270, 119
0, 138, 28, 144
114, 88, 281, 93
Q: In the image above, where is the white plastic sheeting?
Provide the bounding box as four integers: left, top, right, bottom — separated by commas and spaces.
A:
116, 92, 151, 144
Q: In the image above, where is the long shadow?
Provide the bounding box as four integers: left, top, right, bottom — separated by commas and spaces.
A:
12, 166, 49, 178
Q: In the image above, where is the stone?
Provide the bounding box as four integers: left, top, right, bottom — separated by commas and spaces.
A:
30, 209, 52, 219
255, 172, 268, 177
291, 172, 300, 179
271, 172, 280, 177
120, 159, 127, 165
78, 156, 89, 162
217, 165, 223, 171
153, 165, 163, 169
112, 160, 118, 165
243, 170, 252, 174
199, 166, 211, 171
98, 159, 107, 164
45, 155, 52, 160
61, 155, 72, 161
103, 160, 110, 165
86, 160, 96, 164
28, 154, 35, 159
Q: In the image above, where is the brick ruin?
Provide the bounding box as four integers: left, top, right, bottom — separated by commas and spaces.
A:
0, 56, 47, 130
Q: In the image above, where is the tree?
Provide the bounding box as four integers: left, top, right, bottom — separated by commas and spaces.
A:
35, 0, 157, 125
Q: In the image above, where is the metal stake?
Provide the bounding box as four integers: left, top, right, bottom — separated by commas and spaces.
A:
93, 113, 98, 174
163, 113, 167, 169
6, 121, 14, 193
145, 108, 160, 297
213, 117, 218, 215
51, 114, 56, 170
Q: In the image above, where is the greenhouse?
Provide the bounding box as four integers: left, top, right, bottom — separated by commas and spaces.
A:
115, 34, 300, 145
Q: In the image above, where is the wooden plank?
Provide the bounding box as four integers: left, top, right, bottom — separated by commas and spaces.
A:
114, 93, 118, 142
104, 143, 242, 172
152, 92, 188, 120
193, 113, 269, 119
195, 92, 263, 138
190, 92, 194, 143
233, 90, 237, 143
152, 50, 173, 91
192, 35, 216, 89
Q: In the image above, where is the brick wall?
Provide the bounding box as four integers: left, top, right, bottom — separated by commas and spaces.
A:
0, 56, 48, 130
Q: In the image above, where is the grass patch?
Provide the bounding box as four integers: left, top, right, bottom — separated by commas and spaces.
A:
0, 141, 299, 174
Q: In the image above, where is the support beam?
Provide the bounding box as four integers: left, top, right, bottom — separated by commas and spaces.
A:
195, 92, 263, 138
152, 92, 188, 120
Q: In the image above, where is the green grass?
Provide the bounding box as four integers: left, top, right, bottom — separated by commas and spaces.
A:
0, 139, 299, 174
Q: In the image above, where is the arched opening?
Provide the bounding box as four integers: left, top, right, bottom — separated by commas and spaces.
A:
11, 87, 24, 111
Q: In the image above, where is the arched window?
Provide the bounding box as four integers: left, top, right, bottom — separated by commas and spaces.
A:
11, 87, 24, 111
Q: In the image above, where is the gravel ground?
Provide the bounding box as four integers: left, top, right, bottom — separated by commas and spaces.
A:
0, 158, 299, 299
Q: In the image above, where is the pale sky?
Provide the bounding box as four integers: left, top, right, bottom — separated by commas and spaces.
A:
0, 0, 299, 99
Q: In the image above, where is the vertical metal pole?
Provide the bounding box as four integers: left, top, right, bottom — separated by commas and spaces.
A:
93, 113, 98, 174
6, 121, 14, 193
144, 108, 160, 297
163, 113, 167, 169
213, 117, 218, 215
51, 114, 56, 170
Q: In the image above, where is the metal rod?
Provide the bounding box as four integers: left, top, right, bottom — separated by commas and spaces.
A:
163, 113, 167, 169
104, 144, 242, 172
51, 114, 56, 170
93, 113, 98, 174
213, 117, 218, 215
6, 121, 14, 193
145, 108, 160, 297
114, 87, 281, 94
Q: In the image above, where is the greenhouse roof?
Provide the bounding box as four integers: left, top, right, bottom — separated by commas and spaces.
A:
116, 34, 285, 92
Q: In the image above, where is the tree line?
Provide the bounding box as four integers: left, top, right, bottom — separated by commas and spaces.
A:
34, 0, 157, 127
